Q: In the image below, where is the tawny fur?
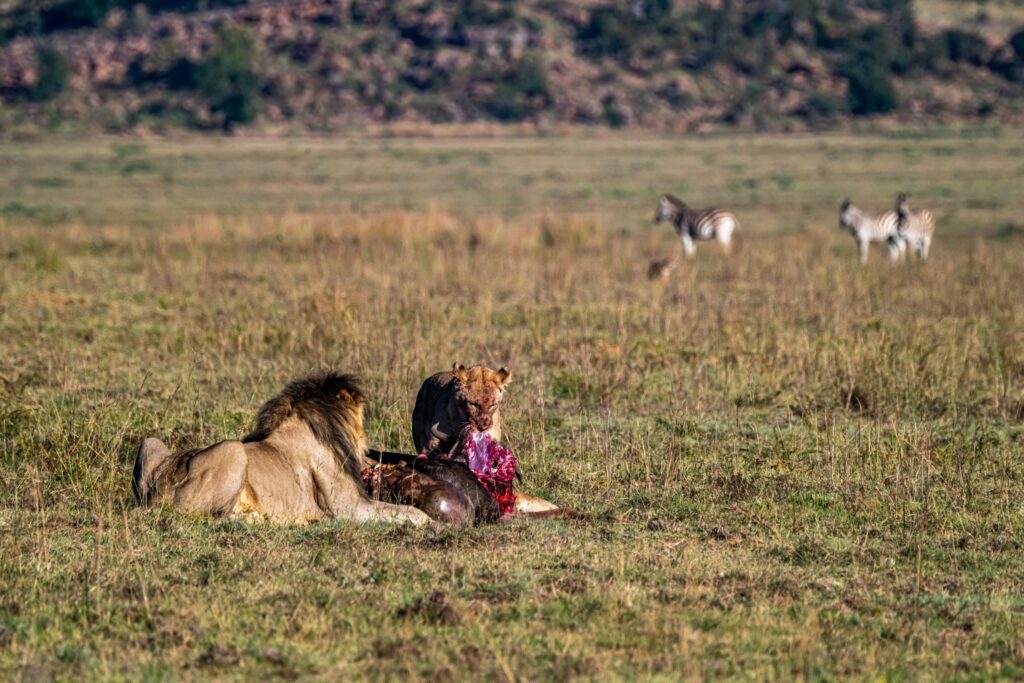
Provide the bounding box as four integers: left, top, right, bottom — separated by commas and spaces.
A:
410, 363, 559, 514
411, 363, 510, 456
133, 373, 432, 526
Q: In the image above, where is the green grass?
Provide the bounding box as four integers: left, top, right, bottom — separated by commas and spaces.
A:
1, 133, 1024, 680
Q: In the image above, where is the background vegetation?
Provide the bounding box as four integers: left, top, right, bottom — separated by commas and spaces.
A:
3, 0, 1024, 132
2, 133, 1023, 679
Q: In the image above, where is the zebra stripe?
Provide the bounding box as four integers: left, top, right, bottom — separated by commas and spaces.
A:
838, 199, 902, 264
655, 194, 739, 257
895, 193, 936, 261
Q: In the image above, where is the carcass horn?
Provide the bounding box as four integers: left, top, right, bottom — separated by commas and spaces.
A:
431, 423, 449, 442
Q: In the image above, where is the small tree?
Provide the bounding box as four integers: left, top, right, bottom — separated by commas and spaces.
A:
191, 26, 261, 129
844, 64, 897, 115
41, 0, 113, 31
1011, 27, 1024, 61
32, 48, 69, 102
944, 29, 988, 65
838, 26, 898, 116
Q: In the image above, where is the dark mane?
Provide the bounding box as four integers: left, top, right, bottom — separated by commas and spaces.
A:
663, 193, 687, 208
243, 373, 366, 485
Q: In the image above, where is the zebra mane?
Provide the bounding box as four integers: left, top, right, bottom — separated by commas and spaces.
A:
662, 194, 688, 209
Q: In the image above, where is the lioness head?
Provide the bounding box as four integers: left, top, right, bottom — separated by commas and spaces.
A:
451, 363, 511, 433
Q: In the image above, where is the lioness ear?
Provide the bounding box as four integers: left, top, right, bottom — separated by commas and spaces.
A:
453, 362, 467, 379
496, 367, 511, 385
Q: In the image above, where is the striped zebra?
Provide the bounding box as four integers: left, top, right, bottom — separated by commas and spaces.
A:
895, 193, 935, 261
654, 194, 739, 257
838, 199, 902, 264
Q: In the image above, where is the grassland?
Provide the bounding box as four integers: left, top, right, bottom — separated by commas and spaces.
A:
917, 0, 1024, 39
2, 132, 1024, 681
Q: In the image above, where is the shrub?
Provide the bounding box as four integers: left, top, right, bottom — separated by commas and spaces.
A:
1009, 27, 1024, 61
189, 26, 261, 129
601, 94, 627, 128
833, 25, 899, 116
412, 95, 457, 124
31, 48, 69, 102
844, 64, 897, 116
577, 2, 686, 63
454, 0, 517, 26
483, 84, 528, 122
577, 7, 633, 60
41, 0, 113, 31
799, 91, 844, 121
479, 53, 551, 122
510, 53, 550, 101
918, 33, 951, 72
943, 29, 988, 66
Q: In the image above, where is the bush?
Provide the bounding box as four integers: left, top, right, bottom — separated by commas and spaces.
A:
412, 95, 457, 124
577, 3, 686, 63
40, 0, 113, 31
601, 94, 627, 128
798, 91, 844, 122
478, 53, 551, 122
577, 8, 633, 60
918, 33, 951, 71
844, 64, 897, 116
31, 48, 69, 102
1009, 27, 1024, 61
510, 53, 550, 101
483, 84, 528, 122
454, 0, 517, 26
943, 29, 988, 65
189, 26, 261, 129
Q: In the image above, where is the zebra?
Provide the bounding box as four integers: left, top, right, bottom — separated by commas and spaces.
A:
838, 199, 903, 264
654, 194, 739, 257
894, 193, 935, 261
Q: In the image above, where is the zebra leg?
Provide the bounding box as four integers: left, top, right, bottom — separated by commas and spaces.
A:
898, 237, 909, 261
717, 230, 733, 255
920, 237, 931, 260
887, 238, 901, 262
681, 233, 696, 257
857, 240, 869, 265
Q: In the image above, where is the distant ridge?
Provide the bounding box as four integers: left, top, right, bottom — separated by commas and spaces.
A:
1, 0, 1023, 133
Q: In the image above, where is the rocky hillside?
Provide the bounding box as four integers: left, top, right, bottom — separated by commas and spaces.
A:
2, 0, 1024, 133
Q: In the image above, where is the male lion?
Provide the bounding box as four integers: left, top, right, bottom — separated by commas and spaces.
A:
411, 363, 560, 514
133, 373, 432, 526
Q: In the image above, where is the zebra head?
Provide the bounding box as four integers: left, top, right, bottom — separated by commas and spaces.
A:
895, 193, 910, 234
838, 199, 854, 229
654, 195, 675, 223
895, 193, 909, 216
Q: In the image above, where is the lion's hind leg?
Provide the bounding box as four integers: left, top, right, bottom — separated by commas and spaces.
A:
166, 441, 249, 517
133, 437, 172, 504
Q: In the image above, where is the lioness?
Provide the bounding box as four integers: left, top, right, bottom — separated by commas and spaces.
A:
412, 363, 510, 455
411, 363, 559, 514
133, 373, 432, 526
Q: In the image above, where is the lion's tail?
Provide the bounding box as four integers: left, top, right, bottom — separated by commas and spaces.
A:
133, 437, 171, 504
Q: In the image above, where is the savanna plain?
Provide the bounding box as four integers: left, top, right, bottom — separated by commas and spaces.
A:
1, 132, 1024, 681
